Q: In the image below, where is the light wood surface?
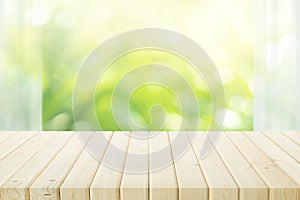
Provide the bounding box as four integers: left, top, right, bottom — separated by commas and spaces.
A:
30, 132, 89, 200
189, 132, 238, 200
281, 131, 300, 145
244, 131, 300, 186
262, 131, 300, 164
0, 132, 54, 191
169, 132, 208, 200
120, 132, 149, 200
0, 131, 299, 200
227, 132, 299, 200
60, 131, 112, 200
0, 131, 18, 143
90, 131, 130, 200
210, 132, 268, 200
0, 131, 36, 160
149, 132, 178, 200
1, 132, 73, 200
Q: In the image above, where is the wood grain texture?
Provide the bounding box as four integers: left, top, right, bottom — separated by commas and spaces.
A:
0, 132, 73, 200
227, 132, 298, 200
0, 131, 18, 143
244, 131, 300, 186
60, 131, 113, 200
209, 132, 268, 200
0, 131, 299, 200
149, 132, 178, 200
169, 132, 208, 200
30, 132, 92, 200
189, 132, 238, 200
90, 131, 130, 200
281, 131, 300, 146
0, 131, 36, 160
0, 132, 54, 190
262, 131, 300, 164
120, 131, 149, 200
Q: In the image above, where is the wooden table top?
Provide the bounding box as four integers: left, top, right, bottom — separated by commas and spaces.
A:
0, 131, 299, 200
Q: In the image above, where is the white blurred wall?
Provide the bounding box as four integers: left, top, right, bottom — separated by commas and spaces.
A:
254, 0, 300, 130
0, 1, 42, 130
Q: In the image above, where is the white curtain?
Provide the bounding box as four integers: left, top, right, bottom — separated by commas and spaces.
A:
254, 0, 300, 130
0, 0, 42, 130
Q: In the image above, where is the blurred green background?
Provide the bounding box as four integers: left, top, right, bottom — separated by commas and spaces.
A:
20, 0, 253, 131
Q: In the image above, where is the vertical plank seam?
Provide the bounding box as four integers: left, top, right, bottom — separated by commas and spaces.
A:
225, 132, 271, 199
87, 131, 114, 200
185, 131, 209, 200
57, 131, 95, 200
0, 132, 56, 199
118, 131, 132, 200
26, 131, 74, 200
206, 131, 240, 199
166, 131, 179, 200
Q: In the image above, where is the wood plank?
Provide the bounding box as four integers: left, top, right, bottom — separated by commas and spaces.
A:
262, 131, 300, 164
120, 131, 149, 200
30, 132, 93, 200
0, 132, 55, 199
90, 131, 130, 200
244, 131, 300, 186
188, 132, 238, 200
149, 131, 178, 200
0, 131, 36, 160
0, 132, 73, 200
208, 132, 268, 200
169, 132, 208, 200
0, 131, 299, 200
281, 131, 300, 146
227, 132, 298, 200
60, 131, 113, 200
0, 131, 18, 143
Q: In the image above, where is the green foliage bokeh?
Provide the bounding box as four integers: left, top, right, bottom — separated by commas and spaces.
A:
41, 0, 253, 131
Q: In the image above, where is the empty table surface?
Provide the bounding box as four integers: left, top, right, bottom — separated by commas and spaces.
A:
0, 131, 299, 200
